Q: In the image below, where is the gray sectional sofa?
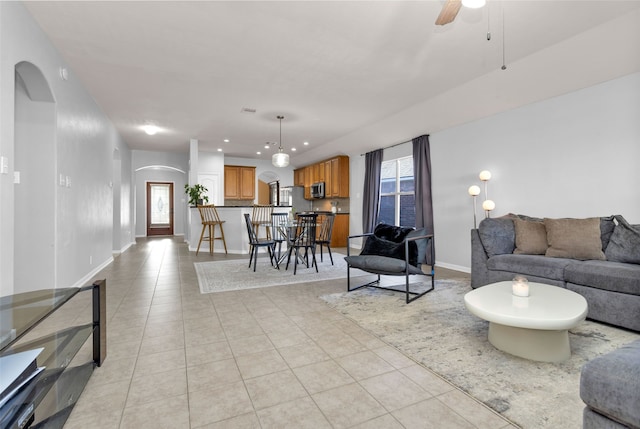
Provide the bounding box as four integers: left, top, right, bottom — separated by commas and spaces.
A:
471, 214, 640, 332
471, 214, 640, 428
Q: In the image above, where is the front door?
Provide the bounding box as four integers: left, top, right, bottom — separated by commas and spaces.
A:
146, 182, 174, 236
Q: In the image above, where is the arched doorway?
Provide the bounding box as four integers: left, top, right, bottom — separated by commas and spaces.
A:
14, 62, 56, 292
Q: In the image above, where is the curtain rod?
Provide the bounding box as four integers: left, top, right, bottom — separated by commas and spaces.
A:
360, 135, 427, 156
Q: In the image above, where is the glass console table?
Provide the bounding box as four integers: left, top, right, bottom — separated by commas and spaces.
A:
0, 280, 106, 429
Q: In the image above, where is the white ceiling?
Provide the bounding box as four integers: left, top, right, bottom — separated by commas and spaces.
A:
24, 1, 640, 165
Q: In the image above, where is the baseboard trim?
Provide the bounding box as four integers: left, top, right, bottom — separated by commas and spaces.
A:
71, 256, 114, 289
436, 261, 470, 274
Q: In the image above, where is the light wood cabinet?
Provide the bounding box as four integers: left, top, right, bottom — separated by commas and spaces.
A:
331, 214, 349, 247
224, 165, 256, 200
299, 155, 349, 200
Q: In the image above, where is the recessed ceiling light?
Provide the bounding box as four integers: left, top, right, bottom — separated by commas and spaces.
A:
142, 125, 160, 135
291, 148, 297, 152
256, 151, 261, 155
303, 141, 309, 146
264, 144, 270, 149
223, 139, 230, 143
217, 148, 222, 152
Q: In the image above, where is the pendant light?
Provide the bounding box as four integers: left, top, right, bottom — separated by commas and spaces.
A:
272, 115, 290, 168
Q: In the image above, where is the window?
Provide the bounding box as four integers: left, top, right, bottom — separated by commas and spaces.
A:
378, 156, 415, 227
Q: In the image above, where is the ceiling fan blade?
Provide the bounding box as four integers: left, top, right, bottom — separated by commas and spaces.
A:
435, 0, 462, 26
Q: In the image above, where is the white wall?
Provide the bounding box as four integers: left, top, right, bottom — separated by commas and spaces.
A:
0, 2, 133, 295
349, 73, 640, 272
132, 150, 188, 237
431, 72, 640, 271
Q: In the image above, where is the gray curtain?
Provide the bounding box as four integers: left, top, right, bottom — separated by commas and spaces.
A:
413, 135, 435, 263
362, 149, 383, 234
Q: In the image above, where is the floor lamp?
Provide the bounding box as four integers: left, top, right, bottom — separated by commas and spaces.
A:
468, 185, 481, 228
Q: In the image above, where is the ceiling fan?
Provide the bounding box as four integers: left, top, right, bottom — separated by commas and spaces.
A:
435, 0, 486, 26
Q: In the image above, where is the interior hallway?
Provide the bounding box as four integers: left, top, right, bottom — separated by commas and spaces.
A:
63, 236, 517, 428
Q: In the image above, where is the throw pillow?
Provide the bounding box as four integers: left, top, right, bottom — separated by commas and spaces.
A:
600, 215, 616, 251
373, 223, 414, 243
605, 215, 640, 264
361, 234, 418, 267
406, 228, 430, 265
544, 217, 606, 260
513, 218, 548, 255
478, 216, 516, 257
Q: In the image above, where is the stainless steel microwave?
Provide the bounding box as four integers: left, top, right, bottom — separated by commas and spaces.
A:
310, 182, 325, 199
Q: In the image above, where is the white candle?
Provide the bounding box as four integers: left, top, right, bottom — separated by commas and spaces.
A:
512, 277, 529, 297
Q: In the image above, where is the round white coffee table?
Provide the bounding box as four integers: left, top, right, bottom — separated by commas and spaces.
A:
464, 281, 588, 362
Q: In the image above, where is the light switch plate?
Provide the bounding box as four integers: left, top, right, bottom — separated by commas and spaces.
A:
0, 156, 8, 174
66, 176, 71, 188
14, 171, 20, 184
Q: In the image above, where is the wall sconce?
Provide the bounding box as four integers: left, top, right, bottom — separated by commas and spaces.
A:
468, 185, 481, 229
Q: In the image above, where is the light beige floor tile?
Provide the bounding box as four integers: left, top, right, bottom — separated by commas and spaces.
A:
437, 388, 511, 429
188, 380, 254, 427
105, 339, 141, 360
392, 397, 476, 429
360, 370, 432, 411
372, 345, 417, 369
89, 356, 137, 385
228, 334, 275, 357
126, 368, 187, 406
235, 349, 288, 379
267, 328, 310, 348
133, 348, 186, 377
292, 360, 355, 394
244, 369, 308, 410
349, 413, 405, 429
120, 394, 190, 428
186, 340, 233, 366
199, 412, 262, 429
277, 341, 330, 368
71, 379, 130, 415
256, 396, 332, 429
400, 364, 455, 396
139, 332, 185, 355
187, 358, 242, 393
63, 409, 123, 429
312, 382, 387, 428
314, 332, 368, 358
336, 350, 396, 380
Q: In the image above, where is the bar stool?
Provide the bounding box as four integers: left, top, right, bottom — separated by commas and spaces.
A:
251, 204, 274, 239
196, 205, 228, 255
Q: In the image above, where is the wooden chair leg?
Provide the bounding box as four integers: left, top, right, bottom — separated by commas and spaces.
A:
196, 224, 207, 255
218, 223, 228, 254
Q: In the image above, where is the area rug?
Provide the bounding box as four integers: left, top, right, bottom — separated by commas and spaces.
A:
320, 279, 640, 429
195, 253, 365, 293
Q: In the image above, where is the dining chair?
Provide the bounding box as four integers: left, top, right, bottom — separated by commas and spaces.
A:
251, 204, 274, 239
196, 205, 228, 256
285, 213, 318, 275
316, 213, 336, 265
271, 212, 290, 261
244, 213, 278, 271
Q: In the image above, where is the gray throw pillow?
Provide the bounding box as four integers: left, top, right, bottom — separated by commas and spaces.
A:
605, 215, 640, 264
478, 217, 515, 257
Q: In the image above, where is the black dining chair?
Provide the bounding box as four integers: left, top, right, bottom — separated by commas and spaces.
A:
271, 212, 290, 261
316, 213, 336, 265
285, 213, 318, 275
244, 213, 277, 272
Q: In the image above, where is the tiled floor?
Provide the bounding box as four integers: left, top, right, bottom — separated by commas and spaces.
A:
60, 236, 517, 428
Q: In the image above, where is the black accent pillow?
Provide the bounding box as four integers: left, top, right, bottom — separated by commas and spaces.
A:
373, 223, 414, 243
361, 235, 418, 267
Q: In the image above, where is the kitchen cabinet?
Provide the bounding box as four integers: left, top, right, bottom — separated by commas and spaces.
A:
224, 165, 256, 200
331, 214, 350, 247
300, 156, 349, 200
294, 168, 305, 187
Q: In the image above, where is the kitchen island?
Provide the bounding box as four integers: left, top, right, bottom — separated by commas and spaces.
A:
187, 206, 291, 254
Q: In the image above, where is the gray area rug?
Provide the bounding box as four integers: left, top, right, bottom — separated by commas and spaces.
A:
320, 279, 640, 429
195, 253, 365, 293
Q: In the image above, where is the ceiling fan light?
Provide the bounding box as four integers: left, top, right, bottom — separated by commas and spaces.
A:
272, 152, 289, 168
462, 0, 486, 9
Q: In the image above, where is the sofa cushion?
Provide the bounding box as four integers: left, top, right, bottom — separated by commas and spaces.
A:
478, 217, 515, 257
513, 218, 548, 255
565, 260, 640, 296
487, 254, 573, 281
600, 215, 616, 251
580, 339, 640, 429
361, 234, 418, 267
345, 255, 424, 276
605, 215, 640, 264
544, 217, 606, 260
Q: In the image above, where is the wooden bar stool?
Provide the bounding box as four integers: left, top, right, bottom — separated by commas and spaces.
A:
196, 205, 228, 255
251, 204, 274, 239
